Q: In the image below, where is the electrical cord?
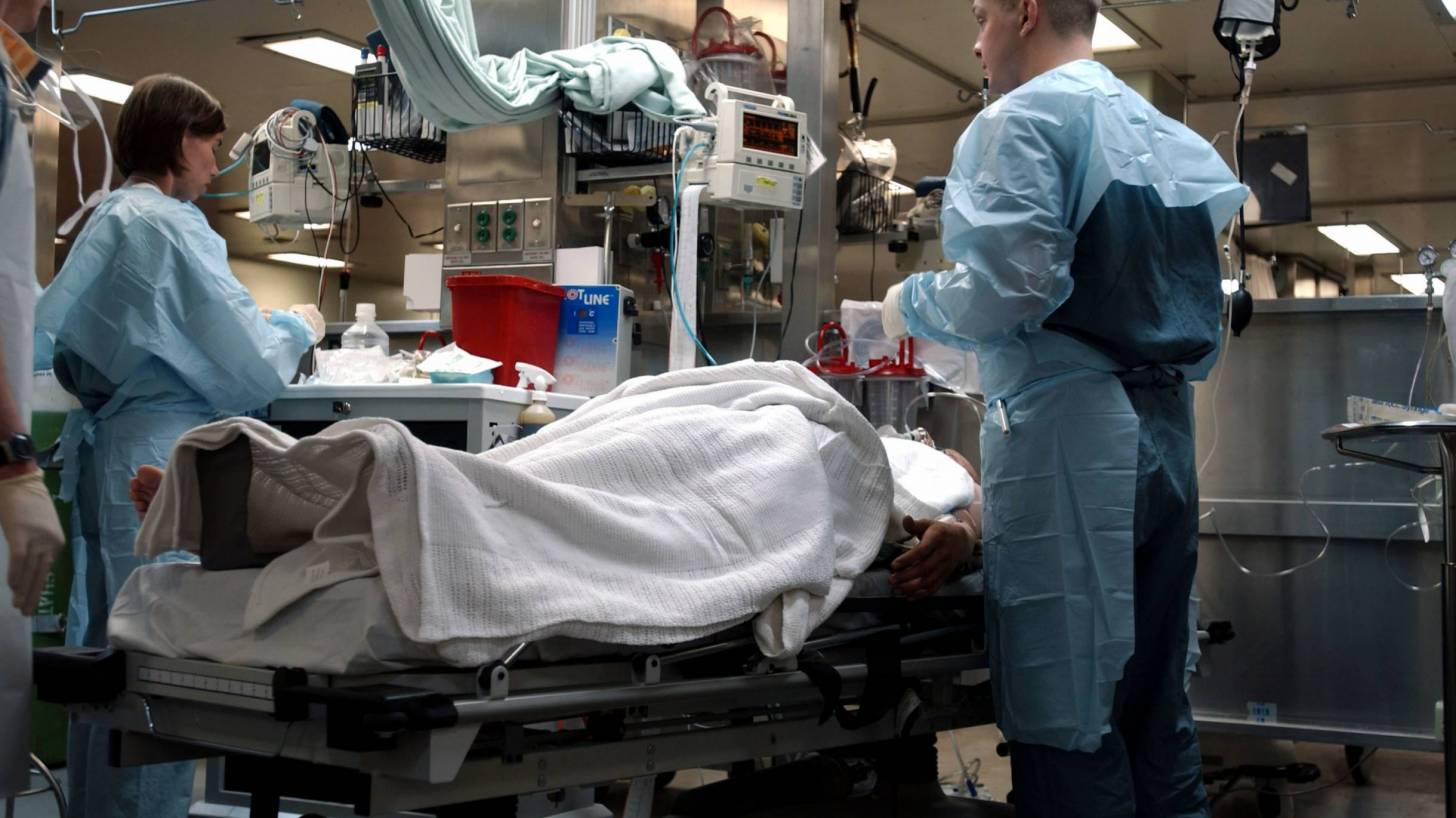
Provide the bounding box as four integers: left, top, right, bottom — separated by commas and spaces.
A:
1271, 748, 1378, 799
778, 213, 805, 355
1208, 748, 1378, 809
360, 151, 443, 239
869, 229, 878, 300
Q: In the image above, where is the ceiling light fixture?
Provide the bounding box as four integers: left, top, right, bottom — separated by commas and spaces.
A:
1391, 274, 1445, 297
1093, 13, 1141, 52
61, 73, 133, 104
249, 32, 362, 75
1317, 224, 1401, 256
267, 252, 346, 269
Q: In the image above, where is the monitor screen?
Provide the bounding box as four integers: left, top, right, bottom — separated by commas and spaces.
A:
742, 111, 798, 157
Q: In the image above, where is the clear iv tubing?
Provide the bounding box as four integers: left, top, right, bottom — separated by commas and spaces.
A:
799, 339, 895, 377
1201, 461, 1367, 579
1384, 521, 1442, 592
1205, 457, 1445, 592
797, 327, 896, 372
900, 390, 986, 433
1409, 308, 1434, 407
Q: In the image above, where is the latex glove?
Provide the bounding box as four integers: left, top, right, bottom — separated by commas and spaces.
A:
890, 514, 980, 601
287, 304, 327, 345
0, 470, 64, 615
881, 282, 910, 340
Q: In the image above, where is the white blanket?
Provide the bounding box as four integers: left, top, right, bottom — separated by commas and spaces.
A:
136, 362, 893, 665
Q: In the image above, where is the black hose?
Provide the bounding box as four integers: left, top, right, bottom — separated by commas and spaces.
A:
862, 77, 879, 121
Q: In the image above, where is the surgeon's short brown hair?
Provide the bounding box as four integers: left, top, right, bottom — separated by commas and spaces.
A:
999, 0, 1100, 37
115, 74, 226, 177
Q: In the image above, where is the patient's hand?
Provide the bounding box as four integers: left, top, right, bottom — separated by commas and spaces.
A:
129, 465, 164, 521
890, 515, 981, 601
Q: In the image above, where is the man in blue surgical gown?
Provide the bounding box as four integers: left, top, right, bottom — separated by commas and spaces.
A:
35, 74, 324, 818
881, 0, 1245, 814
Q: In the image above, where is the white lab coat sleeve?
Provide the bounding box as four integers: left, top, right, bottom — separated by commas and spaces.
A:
895, 109, 1078, 349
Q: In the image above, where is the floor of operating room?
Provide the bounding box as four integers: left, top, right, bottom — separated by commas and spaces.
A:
9, 726, 1446, 817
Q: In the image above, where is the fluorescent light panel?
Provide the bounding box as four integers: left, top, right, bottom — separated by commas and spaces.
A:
1317, 224, 1401, 256
62, 73, 132, 104
1443, 0, 1456, 20
234, 211, 332, 231
1093, 13, 1140, 52
260, 35, 361, 75
267, 252, 345, 269
1391, 274, 1445, 297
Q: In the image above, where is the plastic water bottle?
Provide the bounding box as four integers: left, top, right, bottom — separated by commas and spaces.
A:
341, 303, 390, 351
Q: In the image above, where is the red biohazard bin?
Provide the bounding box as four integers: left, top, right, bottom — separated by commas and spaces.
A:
446, 274, 566, 385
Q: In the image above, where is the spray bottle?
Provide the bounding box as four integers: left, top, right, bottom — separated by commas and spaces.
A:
514, 362, 557, 437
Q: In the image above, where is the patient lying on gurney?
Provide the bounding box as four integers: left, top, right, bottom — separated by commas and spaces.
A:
112, 361, 983, 674
129, 446, 982, 600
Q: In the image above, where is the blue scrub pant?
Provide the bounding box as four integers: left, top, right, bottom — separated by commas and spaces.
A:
1007, 380, 1209, 818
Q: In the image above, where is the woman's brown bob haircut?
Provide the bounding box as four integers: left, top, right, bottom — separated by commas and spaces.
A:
115, 74, 227, 177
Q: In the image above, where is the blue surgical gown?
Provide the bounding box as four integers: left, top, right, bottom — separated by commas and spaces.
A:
33, 182, 314, 818
889, 60, 1244, 759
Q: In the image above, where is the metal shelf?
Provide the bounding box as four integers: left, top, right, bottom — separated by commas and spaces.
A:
836, 231, 908, 246
574, 163, 674, 183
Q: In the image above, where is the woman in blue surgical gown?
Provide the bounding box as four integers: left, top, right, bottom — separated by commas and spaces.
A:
34, 74, 323, 818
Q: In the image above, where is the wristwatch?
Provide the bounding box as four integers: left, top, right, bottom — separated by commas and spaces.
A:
0, 433, 37, 466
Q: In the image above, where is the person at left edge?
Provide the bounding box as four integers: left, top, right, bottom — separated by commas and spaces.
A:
0, 0, 66, 804
34, 73, 324, 818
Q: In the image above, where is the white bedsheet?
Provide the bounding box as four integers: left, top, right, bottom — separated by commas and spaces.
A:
133, 362, 897, 666
109, 563, 984, 675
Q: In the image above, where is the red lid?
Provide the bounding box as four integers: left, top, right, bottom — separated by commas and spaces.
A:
446, 274, 566, 298
698, 42, 762, 58
867, 339, 925, 378
807, 322, 864, 377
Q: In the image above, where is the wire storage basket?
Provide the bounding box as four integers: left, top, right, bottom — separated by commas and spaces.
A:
561, 104, 675, 167
352, 63, 446, 163
836, 168, 910, 235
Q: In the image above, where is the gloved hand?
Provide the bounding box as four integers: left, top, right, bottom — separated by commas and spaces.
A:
881, 282, 910, 340
287, 304, 327, 345
0, 469, 65, 615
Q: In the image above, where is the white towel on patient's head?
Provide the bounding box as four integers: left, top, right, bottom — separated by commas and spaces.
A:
880, 436, 977, 539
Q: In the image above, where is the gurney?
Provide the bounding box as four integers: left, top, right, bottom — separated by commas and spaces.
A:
35, 581, 990, 818
35, 363, 992, 816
